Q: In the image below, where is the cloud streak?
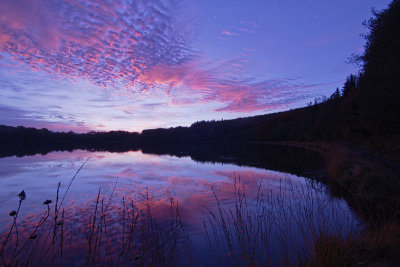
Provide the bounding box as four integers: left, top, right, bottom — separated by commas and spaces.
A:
137, 61, 316, 112
0, 0, 315, 116
0, 104, 92, 132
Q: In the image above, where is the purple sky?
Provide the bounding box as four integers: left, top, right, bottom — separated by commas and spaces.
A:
0, 0, 391, 132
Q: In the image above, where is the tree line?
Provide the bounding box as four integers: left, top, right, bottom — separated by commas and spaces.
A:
1, 0, 399, 154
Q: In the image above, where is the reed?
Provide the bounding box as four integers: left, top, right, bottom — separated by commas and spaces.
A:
0, 164, 375, 266
0, 186, 192, 266
202, 176, 358, 266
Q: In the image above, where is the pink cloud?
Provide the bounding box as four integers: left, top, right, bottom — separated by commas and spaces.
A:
136, 61, 315, 112
0, 0, 314, 115
0, 0, 192, 87
221, 30, 238, 36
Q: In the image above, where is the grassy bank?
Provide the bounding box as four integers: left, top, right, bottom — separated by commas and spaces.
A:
302, 222, 400, 266
276, 141, 400, 266
326, 144, 400, 222
268, 141, 400, 222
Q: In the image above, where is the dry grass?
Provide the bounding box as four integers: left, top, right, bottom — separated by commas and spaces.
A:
326, 144, 400, 222
303, 222, 400, 267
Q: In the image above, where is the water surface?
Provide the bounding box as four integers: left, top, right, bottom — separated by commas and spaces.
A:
0, 146, 359, 265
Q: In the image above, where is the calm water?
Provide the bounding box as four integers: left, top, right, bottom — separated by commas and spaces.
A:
0, 148, 359, 265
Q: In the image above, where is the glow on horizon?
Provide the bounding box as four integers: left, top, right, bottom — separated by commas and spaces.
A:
0, 0, 392, 132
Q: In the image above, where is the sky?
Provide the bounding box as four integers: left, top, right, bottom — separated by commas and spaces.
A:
0, 0, 392, 133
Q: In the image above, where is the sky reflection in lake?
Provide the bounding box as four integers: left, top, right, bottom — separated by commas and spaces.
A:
0, 149, 359, 265
0, 150, 311, 228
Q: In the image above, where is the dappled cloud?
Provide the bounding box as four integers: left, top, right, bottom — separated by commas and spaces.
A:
0, 0, 313, 113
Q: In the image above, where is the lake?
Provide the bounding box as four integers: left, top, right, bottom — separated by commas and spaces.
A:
0, 145, 360, 266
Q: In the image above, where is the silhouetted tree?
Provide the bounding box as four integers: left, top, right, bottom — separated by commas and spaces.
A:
1, 1, 400, 155
330, 88, 342, 100
342, 74, 358, 97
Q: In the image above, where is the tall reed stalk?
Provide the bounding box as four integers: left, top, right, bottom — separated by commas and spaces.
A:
203, 176, 358, 266
0, 168, 358, 266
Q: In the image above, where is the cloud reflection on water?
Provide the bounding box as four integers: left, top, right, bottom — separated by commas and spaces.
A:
0, 150, 308, 229
0, 150, 359, 265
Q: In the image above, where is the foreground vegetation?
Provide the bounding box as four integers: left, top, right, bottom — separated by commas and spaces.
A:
301, 143, 400, 266
1, 172, 360, 266
303, 222, 400, 267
